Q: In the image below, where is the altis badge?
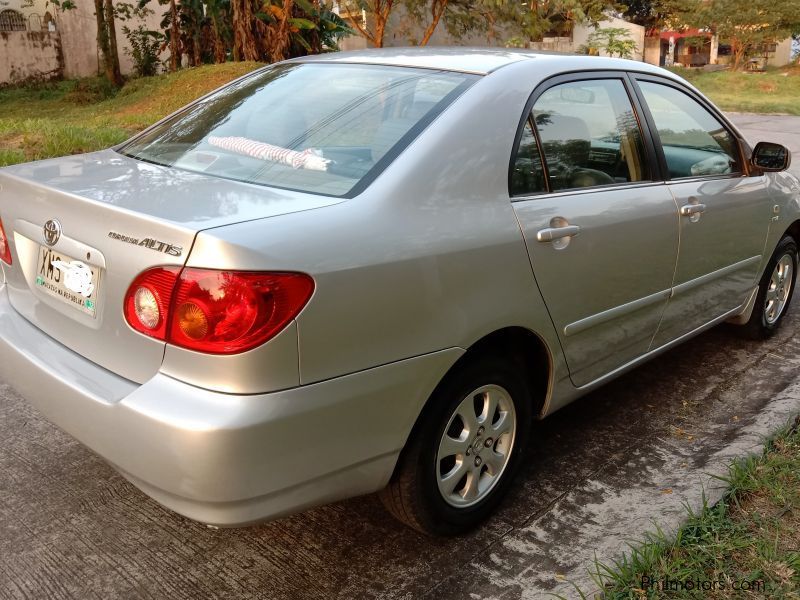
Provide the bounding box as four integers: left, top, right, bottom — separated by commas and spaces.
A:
108, 231, 183, 257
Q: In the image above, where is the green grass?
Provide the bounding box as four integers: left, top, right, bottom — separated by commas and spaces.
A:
673, 65, 800, 115
590, 419, 800, 599
0, 62, 264, 167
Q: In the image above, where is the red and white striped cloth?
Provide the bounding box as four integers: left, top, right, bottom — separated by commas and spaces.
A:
207, 136, 330, 171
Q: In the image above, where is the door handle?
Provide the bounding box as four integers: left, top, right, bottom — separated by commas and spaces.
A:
536, 225, 581, 242
679, 203, 707, 216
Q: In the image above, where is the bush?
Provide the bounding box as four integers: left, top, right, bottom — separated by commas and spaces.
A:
123, 25, 163, 78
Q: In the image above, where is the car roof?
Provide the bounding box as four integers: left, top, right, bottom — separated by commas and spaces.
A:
288, 47, 672, 77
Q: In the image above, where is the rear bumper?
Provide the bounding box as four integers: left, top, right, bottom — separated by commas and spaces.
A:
0, 284, 462, 526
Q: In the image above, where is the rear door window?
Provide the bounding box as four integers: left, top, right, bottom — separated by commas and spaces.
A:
531, 79, 650, 191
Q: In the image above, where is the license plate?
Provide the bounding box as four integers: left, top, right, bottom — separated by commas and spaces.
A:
35, 246, 101, 318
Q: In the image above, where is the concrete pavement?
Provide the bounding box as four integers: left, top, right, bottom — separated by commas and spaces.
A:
1, 115, 800, 600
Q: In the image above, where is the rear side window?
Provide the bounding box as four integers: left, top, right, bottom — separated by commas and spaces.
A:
531, 79, 649, 192
120, 63, 477, 197
638, 81, 740, 179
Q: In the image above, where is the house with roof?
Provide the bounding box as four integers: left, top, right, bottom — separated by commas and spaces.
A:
644, 28, 793, 69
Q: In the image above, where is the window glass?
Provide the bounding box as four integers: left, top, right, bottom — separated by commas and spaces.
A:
121, 63, 476, 197
638, 81, 740, 178
510, 119, 546, 195
532, 79, 649, 191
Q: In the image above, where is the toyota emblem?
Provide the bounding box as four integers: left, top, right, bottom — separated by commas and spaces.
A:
43, 219, 62, 247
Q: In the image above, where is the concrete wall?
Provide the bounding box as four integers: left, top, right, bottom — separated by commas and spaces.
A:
772, 38, 792, 67
0, 31, 63, 85
5, 0, 165, 78
55, 2, 166, 78
643, 36, 660, 66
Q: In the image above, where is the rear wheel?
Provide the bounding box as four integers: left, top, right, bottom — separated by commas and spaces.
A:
741, 235, 798, 339
379, 356, 532, 536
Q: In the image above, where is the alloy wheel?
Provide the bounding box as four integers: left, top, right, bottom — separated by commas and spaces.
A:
765, 253, 794, 325
436, 384, 517, 508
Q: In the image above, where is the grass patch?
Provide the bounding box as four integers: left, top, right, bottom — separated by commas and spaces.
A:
591, 418, 800, 599
673, 65, 800, 115
0, 62, 263, 167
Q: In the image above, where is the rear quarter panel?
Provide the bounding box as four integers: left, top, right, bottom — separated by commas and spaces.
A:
185, 60, 572, 413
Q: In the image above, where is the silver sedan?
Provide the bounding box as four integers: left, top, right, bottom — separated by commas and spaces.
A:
0, 48, 797, 535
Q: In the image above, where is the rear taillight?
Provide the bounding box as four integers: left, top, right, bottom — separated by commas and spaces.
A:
124, 267, 314, 355
0, 218, 12, 265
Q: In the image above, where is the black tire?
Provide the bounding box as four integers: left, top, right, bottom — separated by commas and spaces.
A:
379, 355, 532, 536
741, 235, 798, 339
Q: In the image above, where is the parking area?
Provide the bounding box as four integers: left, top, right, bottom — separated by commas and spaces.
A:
2, 116, 800, 600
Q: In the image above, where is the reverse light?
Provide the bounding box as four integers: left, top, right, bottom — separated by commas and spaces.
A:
123, 267, 314, 355
0, 218, 11, 265
124, 267, 181, 340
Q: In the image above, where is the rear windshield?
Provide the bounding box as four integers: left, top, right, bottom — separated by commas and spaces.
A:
120, 63, 477, 197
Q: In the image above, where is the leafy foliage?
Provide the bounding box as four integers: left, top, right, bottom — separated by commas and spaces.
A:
123, 26, 164, 76
684, 0, 800, 70
342, 0, 618, 48
582, 26, 638, 58
137, 0, 351, 67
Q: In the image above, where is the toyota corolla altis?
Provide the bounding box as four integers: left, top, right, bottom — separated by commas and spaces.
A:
1, 49, 797, 535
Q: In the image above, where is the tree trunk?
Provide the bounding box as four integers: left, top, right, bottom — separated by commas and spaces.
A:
210, 14, 227, 63
731, 37, 745, 70
103, 0, 123, 86
93, 0, 108, 77
419, 0, 447, 46
232, 0, 261, 61
94, 0, 122, 86
169, 0, 180, 71
193, 30, 202, 66
309, 0, 321, 54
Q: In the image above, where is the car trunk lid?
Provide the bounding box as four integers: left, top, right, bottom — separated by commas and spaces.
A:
0, 150, 343, 384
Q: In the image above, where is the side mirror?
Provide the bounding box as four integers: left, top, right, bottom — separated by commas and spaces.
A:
751, 141, 791, 172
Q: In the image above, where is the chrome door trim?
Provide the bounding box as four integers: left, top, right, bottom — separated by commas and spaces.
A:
510, 180, 668, 202
564, 288, 671, 337
671, 255, 761, 297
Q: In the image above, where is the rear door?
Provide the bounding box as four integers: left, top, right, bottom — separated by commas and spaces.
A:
511, 73, 679, 388
631, 76, 773, 347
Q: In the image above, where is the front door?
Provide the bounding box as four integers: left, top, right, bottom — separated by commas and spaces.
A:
632, 77, 773, 347
511, 75, 679, 387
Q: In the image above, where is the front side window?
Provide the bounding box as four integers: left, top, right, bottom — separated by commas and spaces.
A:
638, 81, 740, 179
121, 63, 477, 197
531, 79, 649, 192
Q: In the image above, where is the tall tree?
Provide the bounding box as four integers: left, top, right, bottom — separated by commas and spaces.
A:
94, 0, 124, 86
